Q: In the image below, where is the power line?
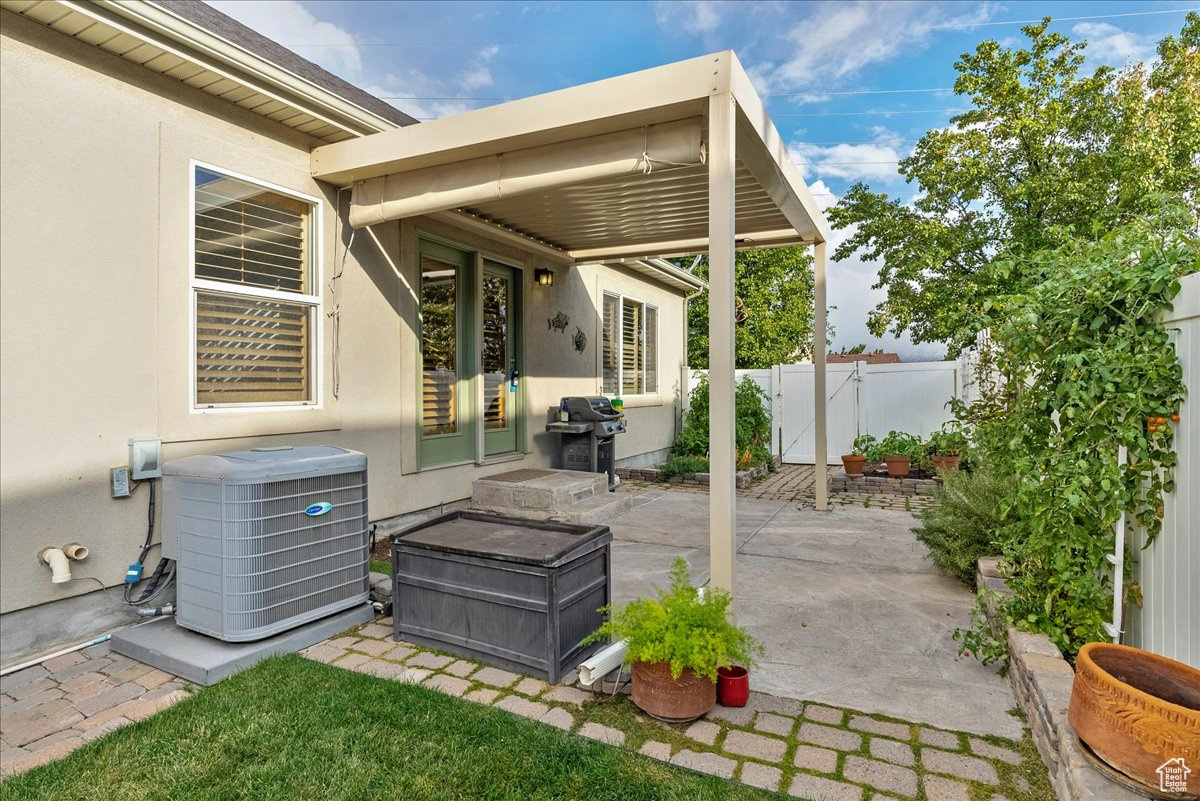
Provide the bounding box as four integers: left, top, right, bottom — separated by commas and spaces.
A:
773, 108, 969, 117
281, 6, 1197, 47
377, 87, 956, 101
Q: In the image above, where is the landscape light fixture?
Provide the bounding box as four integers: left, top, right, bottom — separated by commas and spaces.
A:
534, 268, 554, 287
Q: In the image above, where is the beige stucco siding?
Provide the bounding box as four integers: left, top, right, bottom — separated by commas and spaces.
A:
0, 14, 690, 617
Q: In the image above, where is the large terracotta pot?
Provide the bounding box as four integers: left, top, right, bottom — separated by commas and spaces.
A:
841, 455, 866, 477
631, 661, 716, 723
1068, 642, 1200, 795
883, 456, 911, 478
931, 454, 961, 472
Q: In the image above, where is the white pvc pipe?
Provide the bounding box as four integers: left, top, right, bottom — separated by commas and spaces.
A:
39, 548, 72, 584
1105, 444, 1128, 643
0, 634, 111, 677
578, 639, 628, 687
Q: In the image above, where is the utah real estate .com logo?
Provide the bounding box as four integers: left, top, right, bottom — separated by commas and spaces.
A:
1158, 757, 1191, 794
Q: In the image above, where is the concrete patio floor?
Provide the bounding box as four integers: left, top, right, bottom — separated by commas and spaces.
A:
609, 489, 1022, 739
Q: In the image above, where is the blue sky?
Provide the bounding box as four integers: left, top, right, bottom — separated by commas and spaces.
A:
212, 0, 1196, 360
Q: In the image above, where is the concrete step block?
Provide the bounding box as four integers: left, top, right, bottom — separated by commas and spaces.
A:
562, 493, 632, 524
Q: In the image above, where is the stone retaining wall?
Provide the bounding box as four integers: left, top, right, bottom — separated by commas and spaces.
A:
975, 559, 1142, 801
830, 473, 940, 496
617, 457, 780, 490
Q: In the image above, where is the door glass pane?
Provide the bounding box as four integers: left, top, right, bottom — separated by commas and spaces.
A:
421, 256, 457, 435
482, 273, 509, 431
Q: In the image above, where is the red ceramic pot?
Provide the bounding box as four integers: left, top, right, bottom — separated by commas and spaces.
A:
716, 665, 750, 707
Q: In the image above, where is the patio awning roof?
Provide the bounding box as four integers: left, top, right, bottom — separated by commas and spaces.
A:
310, 51, 829, 259
310, 51, 834, 600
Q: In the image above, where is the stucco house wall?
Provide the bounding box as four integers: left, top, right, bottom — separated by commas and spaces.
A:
0, 10, 689, 662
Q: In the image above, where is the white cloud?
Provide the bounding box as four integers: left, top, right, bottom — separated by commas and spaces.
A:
754, 1, 995, 95
458, 67, 494, 91
653, 0, 724, 34
808, 181, 946, 360
789, 128, 908, 183
207, 0, 363, 79
1073, 22, 1157, 67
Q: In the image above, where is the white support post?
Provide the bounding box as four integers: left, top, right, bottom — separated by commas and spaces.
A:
708, 92, 737, 596
813, 240, 829, 511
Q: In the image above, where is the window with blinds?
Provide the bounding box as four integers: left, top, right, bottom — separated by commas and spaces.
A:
601, 292, 658, 397
602, 293, 619, 394
192, 166, 319, 407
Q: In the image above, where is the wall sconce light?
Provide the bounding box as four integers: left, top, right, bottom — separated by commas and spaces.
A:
534, 268, 554, 287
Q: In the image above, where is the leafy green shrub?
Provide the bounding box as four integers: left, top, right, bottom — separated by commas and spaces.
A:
925, 423, 969, 456
672, 376, 774, 469
877, 430, 923, 459
954, 202, 1196, 660
658, 455, 710, 478
914, 465, 1015, 587
851, 434, 880, 460
583, 558, 764, 681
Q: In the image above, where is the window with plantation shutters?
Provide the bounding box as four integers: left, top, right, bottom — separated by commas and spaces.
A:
602, 293, 619, 394
192, 166, 320, 407
601, 292, 658, 397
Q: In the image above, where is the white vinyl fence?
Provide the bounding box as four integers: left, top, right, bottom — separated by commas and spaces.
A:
688, 360, 961, 465
777, 361, 960, 464
1128, 273, 1200, 668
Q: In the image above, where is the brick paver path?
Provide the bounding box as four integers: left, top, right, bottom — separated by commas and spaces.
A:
0, 641, 191, 776
297, 619, 1041, 800
630, 464, 936, 512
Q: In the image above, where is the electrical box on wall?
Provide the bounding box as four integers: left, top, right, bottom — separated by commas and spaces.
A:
129, 438, 162, 480
111, 466, 131, 498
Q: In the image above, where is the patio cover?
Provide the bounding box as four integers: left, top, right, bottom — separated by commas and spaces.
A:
310, 51, 832, 600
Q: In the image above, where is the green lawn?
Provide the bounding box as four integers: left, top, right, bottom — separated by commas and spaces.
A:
1, 656, 776, 801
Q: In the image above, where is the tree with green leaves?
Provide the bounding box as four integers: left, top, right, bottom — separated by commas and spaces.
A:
686, 246, 815, 369
829, 14, 1200, 354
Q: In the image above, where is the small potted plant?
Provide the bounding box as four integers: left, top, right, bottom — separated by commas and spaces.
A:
877, 430, 922, 478
583, 558, 764, 722
926, 423, 968, 472
841, 434, 878, 477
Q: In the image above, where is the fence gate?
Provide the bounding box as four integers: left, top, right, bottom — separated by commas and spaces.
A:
778, 361, 960, 464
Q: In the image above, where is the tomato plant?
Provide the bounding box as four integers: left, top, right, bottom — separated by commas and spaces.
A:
953, 199, 1197, 660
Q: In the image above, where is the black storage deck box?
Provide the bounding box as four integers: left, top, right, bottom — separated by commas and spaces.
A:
391, 511, 612, 683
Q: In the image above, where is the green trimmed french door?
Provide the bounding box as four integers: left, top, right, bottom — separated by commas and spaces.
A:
418, 241, 522, 468
482, 261, 520, 456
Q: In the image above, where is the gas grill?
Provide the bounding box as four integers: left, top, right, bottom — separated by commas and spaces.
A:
545, 396, 626, 490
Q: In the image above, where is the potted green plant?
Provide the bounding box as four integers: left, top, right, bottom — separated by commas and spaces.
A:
841, 434, 879, 477
877, 430, 922, 478
583, 558, 764, 722
925, 423, 968, 472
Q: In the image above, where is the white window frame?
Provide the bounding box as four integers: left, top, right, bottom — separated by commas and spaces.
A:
189, 160, 323, 412
602, 291, 659, 397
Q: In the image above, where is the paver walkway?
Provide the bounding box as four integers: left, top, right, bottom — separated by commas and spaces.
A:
293, 619, 1044, 800
0, 641, 191, 776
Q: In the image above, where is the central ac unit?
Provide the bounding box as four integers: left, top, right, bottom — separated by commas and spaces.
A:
162, 446, 369, 642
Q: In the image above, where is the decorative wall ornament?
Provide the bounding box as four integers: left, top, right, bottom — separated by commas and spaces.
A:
548, 311, 570, 333
573, 327, 588, 353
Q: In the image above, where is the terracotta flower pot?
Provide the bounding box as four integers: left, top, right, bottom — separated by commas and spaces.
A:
631, 661, 716, 723
883, 456, 911, 478
931, 454, 961, 472
841, 454, 866, 477
1068, 642, 1200, 795
717, 665, 750, 707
